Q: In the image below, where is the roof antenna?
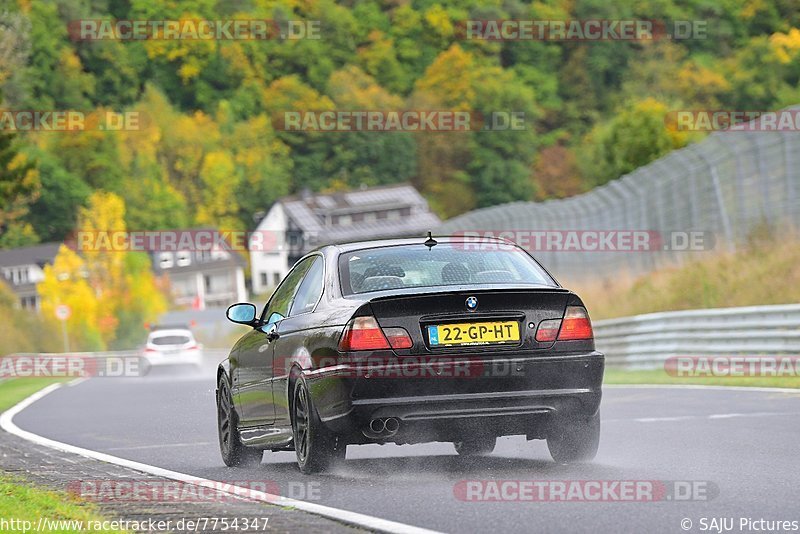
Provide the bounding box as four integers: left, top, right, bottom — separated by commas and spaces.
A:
423, 231, 438, 249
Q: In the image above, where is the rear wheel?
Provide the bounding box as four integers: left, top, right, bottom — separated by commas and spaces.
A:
217, 378, 263, 467
454, 436, 496, 456
292, 377, 345, 474
547, 413, 600, 464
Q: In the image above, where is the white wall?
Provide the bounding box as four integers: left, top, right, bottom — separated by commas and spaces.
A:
250, 203, 289, 295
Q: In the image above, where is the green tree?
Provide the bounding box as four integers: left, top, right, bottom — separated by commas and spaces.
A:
0, 130, 39, 248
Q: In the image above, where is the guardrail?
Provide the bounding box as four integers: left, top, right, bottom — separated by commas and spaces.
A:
593, 303, 800, 368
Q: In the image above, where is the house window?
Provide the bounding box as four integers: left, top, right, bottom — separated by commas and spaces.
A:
337, 215, 352, 226
176, 251, 191, 267
387, 210, 401, 221
273, 272, 281, 285
260, 272, 268, 287
363, 212, 376, 223
159, 252, 173, 268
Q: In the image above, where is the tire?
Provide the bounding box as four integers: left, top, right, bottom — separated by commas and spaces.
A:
454, 436, 497, 456
547, 413, 600, 464
217, 378, 263, 467
292, 377, 345, 474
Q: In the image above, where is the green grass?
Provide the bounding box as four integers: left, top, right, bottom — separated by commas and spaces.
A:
604, 368, 800, 389
0, 377, 66, 412
0, 379, 128, 533
0, 474, 129, 533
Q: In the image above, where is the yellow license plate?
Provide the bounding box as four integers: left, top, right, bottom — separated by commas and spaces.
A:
427, 321, 520, 346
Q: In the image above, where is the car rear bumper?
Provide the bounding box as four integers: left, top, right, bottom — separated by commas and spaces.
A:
304, 351, 603, 441
144, 350, 203, 367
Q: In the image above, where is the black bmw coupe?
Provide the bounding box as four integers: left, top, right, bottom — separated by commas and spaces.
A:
217, 236, 604, 473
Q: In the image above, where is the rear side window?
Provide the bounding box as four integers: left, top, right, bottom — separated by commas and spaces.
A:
339, 243, 556, 295
290, 256, 324, 315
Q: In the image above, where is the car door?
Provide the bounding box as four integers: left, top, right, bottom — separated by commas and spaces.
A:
270, 255, 325, 427
234, 257, 315, 426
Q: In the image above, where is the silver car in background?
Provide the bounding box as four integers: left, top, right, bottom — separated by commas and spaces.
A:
142, 326, 203, 368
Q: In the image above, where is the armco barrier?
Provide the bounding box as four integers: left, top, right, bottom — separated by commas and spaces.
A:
593, 303, 800, 368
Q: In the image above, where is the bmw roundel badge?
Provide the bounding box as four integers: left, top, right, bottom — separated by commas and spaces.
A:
465, 296, 478, 311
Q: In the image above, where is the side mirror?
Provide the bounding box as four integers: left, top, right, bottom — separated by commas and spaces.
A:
226, 303, 260, 326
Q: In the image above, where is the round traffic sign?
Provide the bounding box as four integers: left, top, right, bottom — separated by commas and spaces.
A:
55, 304, 72, 321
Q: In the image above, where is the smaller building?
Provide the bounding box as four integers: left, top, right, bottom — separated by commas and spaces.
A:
150, 246, 247, 310
0, 242, 61, 310
250, 183, 441, 295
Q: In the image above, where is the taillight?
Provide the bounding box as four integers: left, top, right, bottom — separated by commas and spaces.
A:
535, 319, 561, 342
339, 317, 390, 351
557, 306, 593, 340
339, 317, 414, 351
144, 347, 158, 353
383, 327, 413, 349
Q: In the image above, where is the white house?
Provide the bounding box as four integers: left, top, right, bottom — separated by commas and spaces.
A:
150, 243, 247, 310
0, 242, 61, 310
250, 183, 441, 295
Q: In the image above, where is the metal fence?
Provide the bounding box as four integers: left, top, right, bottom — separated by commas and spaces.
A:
439, 126, 800, 280
594, 303, 800, 368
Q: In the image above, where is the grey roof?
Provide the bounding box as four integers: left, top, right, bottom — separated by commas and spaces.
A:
278, 184, 441, 250
0, 242, 61, 268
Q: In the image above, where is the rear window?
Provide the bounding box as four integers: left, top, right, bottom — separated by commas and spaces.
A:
150, 335, 191, 345
339, 243, 556, 295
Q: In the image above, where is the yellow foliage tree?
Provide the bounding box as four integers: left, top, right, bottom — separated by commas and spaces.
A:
78, 192, 167, 348
37, 245, 103, 351
195, 150, 241, 231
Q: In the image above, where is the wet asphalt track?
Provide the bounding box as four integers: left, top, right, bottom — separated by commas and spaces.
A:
12, 356, 800, 534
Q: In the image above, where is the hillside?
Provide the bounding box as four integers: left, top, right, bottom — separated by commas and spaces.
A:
2, 1, 800, 248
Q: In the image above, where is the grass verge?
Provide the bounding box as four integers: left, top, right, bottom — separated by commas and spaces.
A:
569, 229, 800, 320
0, 378, 128, 533
604, 368, 800, 389
0, 377, 66, 412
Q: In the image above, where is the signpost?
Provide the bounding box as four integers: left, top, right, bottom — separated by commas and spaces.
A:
55, 304, 71, 352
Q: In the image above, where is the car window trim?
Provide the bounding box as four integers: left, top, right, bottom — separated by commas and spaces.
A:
288, 254, 325, 317
260, 252, 325, 323
259, 255, 314, 323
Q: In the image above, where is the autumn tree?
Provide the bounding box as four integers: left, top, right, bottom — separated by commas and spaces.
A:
77, 192, 166, 348
37, 244, 103, 351
0, 130, 39, 248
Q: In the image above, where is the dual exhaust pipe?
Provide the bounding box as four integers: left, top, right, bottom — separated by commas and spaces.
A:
367, 417, 400, 437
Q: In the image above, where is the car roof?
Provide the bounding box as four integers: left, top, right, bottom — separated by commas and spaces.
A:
324, 235, 516, 254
